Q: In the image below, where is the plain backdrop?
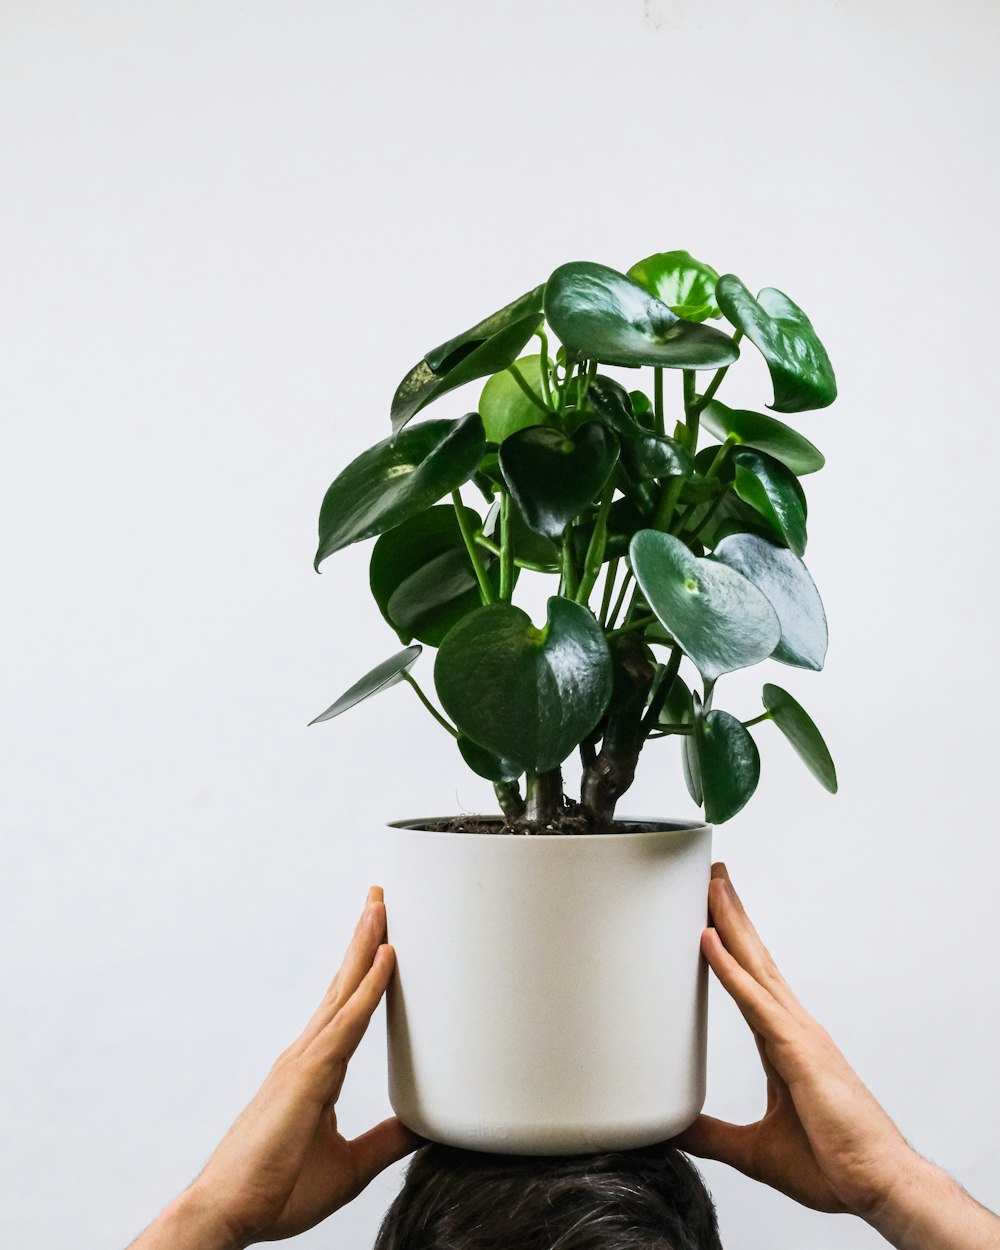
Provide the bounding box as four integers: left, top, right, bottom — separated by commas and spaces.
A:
2, 2, 999, 1247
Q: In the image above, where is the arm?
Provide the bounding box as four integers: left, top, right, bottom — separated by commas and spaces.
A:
129, 886, 422, 1249
676, 864, 1000, 1250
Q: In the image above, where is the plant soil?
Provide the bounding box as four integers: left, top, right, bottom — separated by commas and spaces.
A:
422, 799, 615, 836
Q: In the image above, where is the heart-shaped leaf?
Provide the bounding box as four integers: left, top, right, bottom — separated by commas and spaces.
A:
457, 735, 522, 783
586, 376, 647, 438
691, 709, 761, 823
621, 431, 692, 483
370, 506, 498, 647
315, 415, 485, 569
630, 530, 780, 681
478, 353, 553, 443
713, 533, 827, 670
434, 597, 613, 772
626, 250, 722, 322
309, 645, 421, 725
391, 285, 544, 432
544, 262, 740, 370
731, 448, 808, 557
716, 275, 837, 412
701, 399, 825, 475
499, 421, 619, 540
762, 683, 837, 792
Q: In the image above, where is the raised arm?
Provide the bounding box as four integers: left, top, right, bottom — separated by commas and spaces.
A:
676, 864, 1000, 1250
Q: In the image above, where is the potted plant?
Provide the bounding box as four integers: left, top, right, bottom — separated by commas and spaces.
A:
311, 251, 838, 1154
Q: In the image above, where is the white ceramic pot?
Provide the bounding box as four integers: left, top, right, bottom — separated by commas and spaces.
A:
376, 817, 712, 1155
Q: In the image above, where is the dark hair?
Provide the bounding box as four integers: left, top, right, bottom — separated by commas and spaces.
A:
373, 1141, 722, 1250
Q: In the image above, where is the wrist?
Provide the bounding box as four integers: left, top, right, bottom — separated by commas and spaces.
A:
864, 1152, 980, 1250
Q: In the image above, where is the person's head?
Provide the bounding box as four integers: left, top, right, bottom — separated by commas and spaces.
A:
373, 1140, 722, 1250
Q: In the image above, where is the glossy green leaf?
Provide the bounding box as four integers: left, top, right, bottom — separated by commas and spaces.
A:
629, 530, 780, 681
457, 735, 521, 783
483, 496, 561, 570
700, 399, 825, 475
499, 422, 619, 540
713, 533, 827, 670
621, 431, 692, 483
315, 415, 485, 569
682, 691, 703, 804
693, 710, 761, 823
479, 354, 553, 443
762, 683, 838, 793
731, 448, 808, 557
658, 673, 693, 727
391, 285, 544, 431
585, 375, 647, 437
434, 597, 613, 772
716, 275, 837, 412
309, 645, 421, 724
370, 506, 497, 647
626, 250, 722, 322
544, 262, 740, 370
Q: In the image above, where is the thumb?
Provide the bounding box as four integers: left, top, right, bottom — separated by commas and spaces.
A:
350, 1116, 425, 1189
672, 1114, 756, 1174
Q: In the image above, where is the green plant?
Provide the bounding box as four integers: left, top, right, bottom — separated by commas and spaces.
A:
312, 251, 838, 831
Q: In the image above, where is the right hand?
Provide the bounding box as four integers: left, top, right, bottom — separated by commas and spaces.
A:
674, 863, 915, 1220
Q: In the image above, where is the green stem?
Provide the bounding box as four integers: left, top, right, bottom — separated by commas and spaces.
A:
678, 490, 727, 545
693, 330, 743, 413
560, 531, 579, 598
641, 645, 682, 733
452, 490, 495, 603
704, 436, 736, 480
499, 492, 515, 599
403, 673, 458, 738
598, 557, 620, 627
654, 368, 664, 436
683, 370, 699, 453
606, 568, 633, 631
576, 490, 613, 605
607, 614, 657, 638
558, 359, 577, 412
654, 475, 685, 532
475, 532, 555, 574
534, 328, 555, 409
507, 363, 552, 415
743, 710, 773, 728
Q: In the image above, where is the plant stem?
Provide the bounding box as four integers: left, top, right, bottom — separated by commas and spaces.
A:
607, 614, 657, 638
499, 491, 514, 600
692, 330, 743, 413
704, 436, 736, 480
743, 710, 772, 728
452, 490, 495, 604
560, 531, 579, 598
507, 363, 552, 415
678, 490, 727, 546
606, 568, 633, 631
641, 645, 682, 733
654, 475, 685, 532
524, 768, 563, 826
598, 557, 620, 627
403, 673, 458, 737
534, 328, 555, 409
558, 359, 576, 412
494, 779, 526, 824
683, 370, 700, 453
576, 490, 613, 606
654, 368, 664, 436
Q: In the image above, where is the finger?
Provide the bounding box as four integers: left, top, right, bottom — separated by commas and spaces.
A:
307, 943, 396, 1097
753, 1029, 787, 1113
672, 1114, 756, 1175
707, 875, 805, 1017
702, 927, 793, 1040
349, 1116, 425, 1190
301, 889, 387, 1043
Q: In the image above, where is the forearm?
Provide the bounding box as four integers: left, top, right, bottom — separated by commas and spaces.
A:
867, 1153, 1000, 1250
128, 1187, 243, 1250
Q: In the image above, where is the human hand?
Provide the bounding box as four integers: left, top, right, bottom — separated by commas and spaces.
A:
674, 863, 914, 1220
132, 886, 422, 1249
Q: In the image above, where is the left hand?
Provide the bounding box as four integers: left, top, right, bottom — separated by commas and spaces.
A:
136, 886, 422, 1248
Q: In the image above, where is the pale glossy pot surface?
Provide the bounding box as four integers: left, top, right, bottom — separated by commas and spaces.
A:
376, 817, 712, 1155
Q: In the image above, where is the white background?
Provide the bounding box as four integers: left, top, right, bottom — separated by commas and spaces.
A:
2, 2, 998, 1247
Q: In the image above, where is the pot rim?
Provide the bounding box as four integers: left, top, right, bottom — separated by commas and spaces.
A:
385, 815, 712, 840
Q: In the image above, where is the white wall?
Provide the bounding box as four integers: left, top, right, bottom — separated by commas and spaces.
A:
2, 2, 998, 1247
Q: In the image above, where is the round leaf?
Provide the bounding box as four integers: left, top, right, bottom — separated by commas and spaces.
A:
716, 275, 837, 412
713, 532, 827, 670
479, 354, 553, 443
309, 645, 421, 724
370, 505, 495, 646
693, 710, 761, 823
544, 261, 740, 370
731, 448, 808, 557
499, 421, 619, 540
391, 285, 544, 432
762, 683, 837, 793
434, 597, 613, 772
701, 398, 825, 475
626, 250, 722, 322
315, 414, 485, 569
457, 735, 521, 783
629, 530, 780, 681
